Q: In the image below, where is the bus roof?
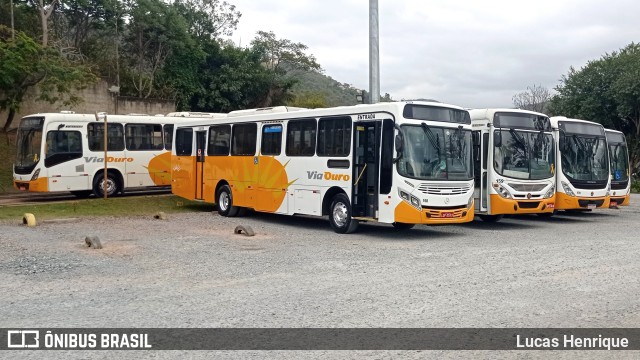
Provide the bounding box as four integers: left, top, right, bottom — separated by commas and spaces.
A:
174, 101, 467, 128
20, 112, 208, 124
549, 116, 603, 128
469, 108, 549, 121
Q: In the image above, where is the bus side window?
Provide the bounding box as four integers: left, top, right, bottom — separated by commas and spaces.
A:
175, 128, 193, 156
208, 125, 231, 156
286, 119, 316, 157
261, 124, 282, 156
231, 123, 257, 156
482, 133, 489, 170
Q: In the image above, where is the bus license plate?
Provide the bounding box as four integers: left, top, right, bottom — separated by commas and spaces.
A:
610, 201, 617, 207
587, 204, 597, 210
441, 212, 454, 218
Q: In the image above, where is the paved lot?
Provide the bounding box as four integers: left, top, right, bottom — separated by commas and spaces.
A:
1, 195, 640, 359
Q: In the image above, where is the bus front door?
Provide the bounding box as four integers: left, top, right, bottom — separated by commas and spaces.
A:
352, 122, 380, 219
195, 131, 206, 200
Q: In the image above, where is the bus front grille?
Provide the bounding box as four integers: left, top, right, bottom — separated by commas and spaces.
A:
507, 183, 547, 192
417, 183, 471, 196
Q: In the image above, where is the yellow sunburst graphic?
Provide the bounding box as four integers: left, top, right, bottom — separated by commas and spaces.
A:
145, 152, 172, 186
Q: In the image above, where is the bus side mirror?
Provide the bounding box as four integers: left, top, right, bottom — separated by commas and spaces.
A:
395, 134, 403, 153
493, 132, 502, 147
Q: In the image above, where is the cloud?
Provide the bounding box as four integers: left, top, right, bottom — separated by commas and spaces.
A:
228, 0, 640, 109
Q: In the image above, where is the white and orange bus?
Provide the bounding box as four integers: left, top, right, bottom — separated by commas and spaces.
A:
469, 109, 556, 222
605, 128, 631, 207
12, 112, 206, 197
171, 102, 476, 233
550, 116, 611, 211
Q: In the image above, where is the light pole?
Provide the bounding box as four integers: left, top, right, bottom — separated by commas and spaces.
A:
369, 0, 380, 104
10, 0, 15, 40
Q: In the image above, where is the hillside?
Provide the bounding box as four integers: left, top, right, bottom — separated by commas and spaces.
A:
288, 70, 363, 107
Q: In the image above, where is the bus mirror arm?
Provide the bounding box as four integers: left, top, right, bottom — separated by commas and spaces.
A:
394, 124, 404, 163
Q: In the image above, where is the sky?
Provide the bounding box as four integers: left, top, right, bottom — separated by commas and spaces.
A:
226, 0, 639, 108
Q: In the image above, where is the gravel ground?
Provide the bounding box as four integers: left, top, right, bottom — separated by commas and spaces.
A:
1, 195, 640, 359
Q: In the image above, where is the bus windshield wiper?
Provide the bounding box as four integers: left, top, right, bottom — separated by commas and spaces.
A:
421, 122, 441, 156
509, 128, 527, 150
453, 125, 465, 159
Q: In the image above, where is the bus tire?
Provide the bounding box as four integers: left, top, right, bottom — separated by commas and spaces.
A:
217, 185, 239, 217
329, 193, 359, 234
392, 222, 415, 230
478, 214, 503, 223
71, 190, 92, 198
93, 172, 120, 197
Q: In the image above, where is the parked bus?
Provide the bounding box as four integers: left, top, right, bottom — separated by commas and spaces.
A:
469, 109, 556, 222
550, 116, 610, 211
12, 112, 203, 197
605, 128, 631, 207
171, 102, 475, 233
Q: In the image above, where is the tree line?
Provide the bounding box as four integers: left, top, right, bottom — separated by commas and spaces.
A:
0, 0, 323, 131
513, 43, 640, 173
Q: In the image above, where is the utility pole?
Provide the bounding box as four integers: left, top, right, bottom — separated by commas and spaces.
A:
10, 0, 15, 40
369, 0, 380, 104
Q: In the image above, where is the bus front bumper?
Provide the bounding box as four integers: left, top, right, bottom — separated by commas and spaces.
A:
394, 201, 475, 225
14, 178, 49, 192
609, 194, 630, 207
489, 194, 556, 215
555, 192, 610, 210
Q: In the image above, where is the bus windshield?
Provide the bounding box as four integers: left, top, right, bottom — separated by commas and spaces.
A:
494, 129, 554, 180
397, 124, 472, 181
14, 117, 44, 174
609, 142, 629, 182
561, 134, 609, 182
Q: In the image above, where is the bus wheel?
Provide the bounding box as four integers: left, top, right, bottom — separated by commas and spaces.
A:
93, 173, 120, 197
329, 194, 359, 234
71, 190, 93, 198
478, 214, 503, 223
392, 222, 415, 230
217, 185, 239, 217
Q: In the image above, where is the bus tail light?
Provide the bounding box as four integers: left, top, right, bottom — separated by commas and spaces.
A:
31, 169, 40, 181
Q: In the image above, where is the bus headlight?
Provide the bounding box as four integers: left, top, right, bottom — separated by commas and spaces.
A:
410, 196, 421, 209
31, 169, 40, 181
606, 183, 611, 197
544, 186, 555, 199
467, 196, 474, 209
561, 181, 575, 197
399, 189, 421, 210
493, 183, 511, 199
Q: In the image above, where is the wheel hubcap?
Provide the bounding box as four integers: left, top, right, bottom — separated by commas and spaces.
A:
100, 179, 116, 194
333, 202, 348, 227
220, 192, 230, 211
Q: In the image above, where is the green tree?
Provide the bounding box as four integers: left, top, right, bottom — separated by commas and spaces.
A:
121, 0, 190, 98
173, 0, 241, 40
549, 42, 640, 171
187, 43, 274, 112
250, 31, 321, 107
0, 26, 96, 131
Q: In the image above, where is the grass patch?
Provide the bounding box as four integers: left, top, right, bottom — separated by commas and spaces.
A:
0, 195, 214, 221
0, 131, 17, 194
